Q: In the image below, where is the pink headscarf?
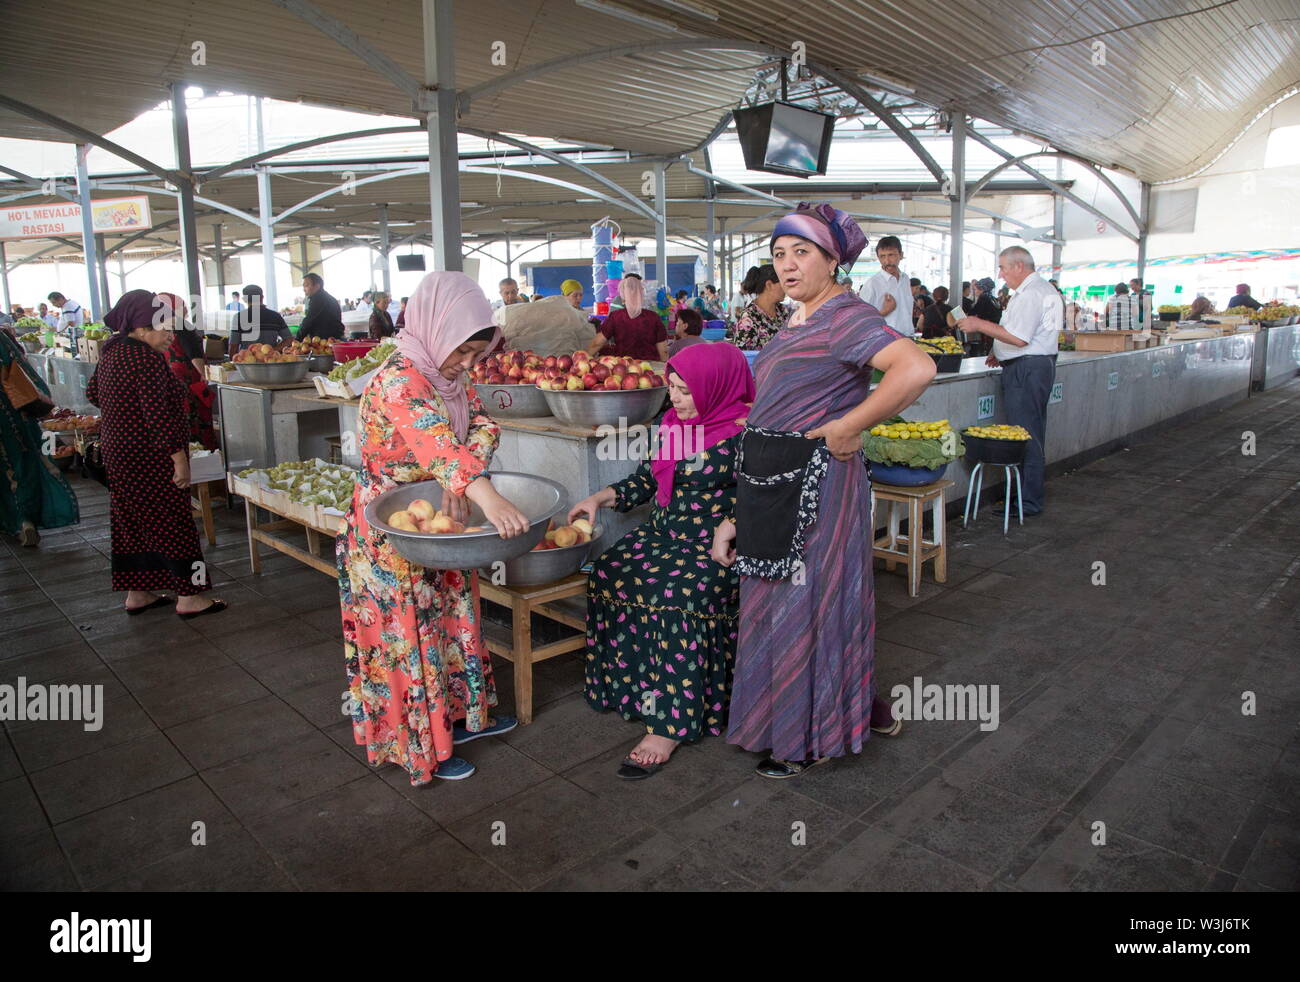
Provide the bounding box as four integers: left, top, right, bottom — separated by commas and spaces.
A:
620, 275, 644, 318
650, 343, 754, 507
396, 271, 499, 440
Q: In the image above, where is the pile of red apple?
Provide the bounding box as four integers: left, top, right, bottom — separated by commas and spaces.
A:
473, 349, 668, 392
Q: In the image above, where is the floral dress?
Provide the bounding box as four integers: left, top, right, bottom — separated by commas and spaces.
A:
727, 300, 789, 350
585, 435, 739, 741
337, 353, 501, 785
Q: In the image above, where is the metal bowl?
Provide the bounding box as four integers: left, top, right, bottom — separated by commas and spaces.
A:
235, 360, 310, 384
481, 525, 601, 586
477, 382, 552, 419
363, 472, 564, 570
541, 386, 667, 426
307, 353, 335, 373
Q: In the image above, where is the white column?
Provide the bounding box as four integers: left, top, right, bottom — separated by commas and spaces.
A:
423, 0, 462, 271
948, 112, 965, 303
75, 144, 103, 321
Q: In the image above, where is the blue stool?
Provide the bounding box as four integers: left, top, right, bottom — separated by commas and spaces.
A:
962, 461, 1024, 534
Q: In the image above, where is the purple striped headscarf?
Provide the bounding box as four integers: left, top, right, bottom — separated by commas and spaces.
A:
770, 202, 867, 268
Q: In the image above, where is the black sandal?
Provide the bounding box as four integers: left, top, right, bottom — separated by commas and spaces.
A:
755, 756, 830, 779
176, 599, 228, 620
617, 755, 665, 780
125, 595, 171, 616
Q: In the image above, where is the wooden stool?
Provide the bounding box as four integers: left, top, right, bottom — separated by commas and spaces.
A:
478, 573, 588, 725
871, 479, 954, 598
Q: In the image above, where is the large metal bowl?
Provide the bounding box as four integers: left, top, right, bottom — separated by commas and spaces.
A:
541, 386, 667, 426
307, 353, 335, 373
363, 472, 564, 570
477, 382, 552, 419
235, 360, 310, 384
481, 525, 601, 587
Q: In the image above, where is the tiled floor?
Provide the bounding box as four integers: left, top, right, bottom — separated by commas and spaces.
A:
2, 380, 1297, 892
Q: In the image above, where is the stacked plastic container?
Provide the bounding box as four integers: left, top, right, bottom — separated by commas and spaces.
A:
591, 220, 615, 315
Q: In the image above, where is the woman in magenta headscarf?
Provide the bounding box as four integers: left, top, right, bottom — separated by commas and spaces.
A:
338, 271, 529, 785
568, 343, 754, 778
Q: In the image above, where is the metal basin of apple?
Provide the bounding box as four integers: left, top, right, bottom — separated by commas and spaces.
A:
363, 472, 564, 570
481, 525, 602, 586
541, 386, 668, 426
477, 382, 552, 419
235, 360, 310, 384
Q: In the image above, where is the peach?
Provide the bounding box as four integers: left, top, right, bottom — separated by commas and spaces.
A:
388, 511, 419, 531
407, 498, 437, 522
571, 518, 593, 536
544, 530, 558, 543
553, 526, 579, 548
565, 375, 583, 391
429, 514, 455, 534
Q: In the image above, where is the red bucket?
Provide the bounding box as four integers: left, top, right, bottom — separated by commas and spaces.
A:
333, 340, 379, 362
595, 301, 610, 315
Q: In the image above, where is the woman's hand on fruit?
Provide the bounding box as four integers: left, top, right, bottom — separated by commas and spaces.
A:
711, 518, 736, 567
440, 489, 470, 524
568, 487, 613, 525
466, 476, 529, 538
805, 417, 862, 461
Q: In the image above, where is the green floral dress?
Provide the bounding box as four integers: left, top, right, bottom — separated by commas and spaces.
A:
585, 435, 739, 741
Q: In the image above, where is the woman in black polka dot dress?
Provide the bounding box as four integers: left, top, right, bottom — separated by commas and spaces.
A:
87, 290, 225, 618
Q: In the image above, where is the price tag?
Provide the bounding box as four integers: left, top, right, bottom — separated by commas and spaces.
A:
1107, 371, 1119, 390
57, 367, 66, 385
977, 394, 995, 420
1151, 361, 1164, 378
1049, 382, 1063, 404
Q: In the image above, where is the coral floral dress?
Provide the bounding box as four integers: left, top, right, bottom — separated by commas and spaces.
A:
337, 353, 501, 785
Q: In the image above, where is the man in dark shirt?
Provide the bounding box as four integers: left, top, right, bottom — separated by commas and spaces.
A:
1227, 283, 1262, 310
232, 285, 294, 353
299, 273, 345, 340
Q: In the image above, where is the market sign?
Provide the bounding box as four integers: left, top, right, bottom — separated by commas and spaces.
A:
0, 196, 152, 240
977, 394, 995, 419
1049, 382, 1064, 404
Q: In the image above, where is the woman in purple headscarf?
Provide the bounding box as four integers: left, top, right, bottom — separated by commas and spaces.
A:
568, 343, 754, 778
86, 290, 225, 617
711, 203, 935, 779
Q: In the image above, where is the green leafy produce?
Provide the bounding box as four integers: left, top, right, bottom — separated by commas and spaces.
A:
327, 340, 397, 381
14, 317, 46, 329
862, 415, 964, 469
82, 325, 111, 340
238, 458, 357, 511
18, 332, 42, 343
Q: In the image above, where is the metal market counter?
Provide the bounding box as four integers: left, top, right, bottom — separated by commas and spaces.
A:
215, 378, 340, 473
1252, 322, 1300, 391
907, 332, 1258, 505
25, 352, 97, 413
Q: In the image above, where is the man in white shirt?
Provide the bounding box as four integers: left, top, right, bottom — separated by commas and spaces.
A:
857, 235, 913, 336
491, 277, 525, 311
47, 292, 85, 340
39, 302, 60, 328
961, 246, 1063, 516
353, 291, 373, 318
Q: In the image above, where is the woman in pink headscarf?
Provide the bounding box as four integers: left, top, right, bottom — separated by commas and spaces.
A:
567, 342, 754, 778
337, 271, 529, 784
587, 272, 668, 362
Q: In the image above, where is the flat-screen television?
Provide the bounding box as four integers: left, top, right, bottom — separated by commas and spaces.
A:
396, 254, 426, 272
732, 101, 835, 178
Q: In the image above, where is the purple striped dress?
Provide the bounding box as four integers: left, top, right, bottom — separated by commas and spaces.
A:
726, 292, 900, 761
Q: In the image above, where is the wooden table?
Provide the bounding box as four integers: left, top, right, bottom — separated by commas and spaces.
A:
478, 573, 588, 725
241, 495, 342, 577
871, 479, 954, 598
191, 480, 223, 546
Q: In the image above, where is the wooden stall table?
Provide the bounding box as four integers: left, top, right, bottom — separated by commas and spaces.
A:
478, 574, 588, 725
229, 474, 342, 577
871, 479, 954, 598
191, 480, 223, 546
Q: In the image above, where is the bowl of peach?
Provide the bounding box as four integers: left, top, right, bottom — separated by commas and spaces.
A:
364, 473, 564, 570
480, 517, 600, 586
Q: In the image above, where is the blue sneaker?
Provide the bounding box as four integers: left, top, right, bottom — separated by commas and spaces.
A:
433, 756, 476, 781
453, 715, 519, 745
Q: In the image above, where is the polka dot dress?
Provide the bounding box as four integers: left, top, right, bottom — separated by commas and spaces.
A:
86, 337, 210, 596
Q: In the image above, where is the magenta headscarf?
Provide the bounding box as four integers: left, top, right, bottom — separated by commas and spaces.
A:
651, 343, 755, 507
770, 202, 868, 268
396, 271, 500, 440
103, 289, 160, 350
619, 275, 645, 318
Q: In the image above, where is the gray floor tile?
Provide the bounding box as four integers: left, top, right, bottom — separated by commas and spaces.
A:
166, 694, 316, 771
900, 782, 1057, 878
29, 731, 194, 824
131, 663, 271, 729
1069, 831, 1214, 891
95, 827, 296, 891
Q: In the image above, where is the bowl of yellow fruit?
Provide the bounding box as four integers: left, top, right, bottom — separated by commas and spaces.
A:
863, 417, 962, 486
962, 424, 1031, 465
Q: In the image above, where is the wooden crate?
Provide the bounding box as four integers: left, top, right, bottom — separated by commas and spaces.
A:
1073, 331, 1132, 352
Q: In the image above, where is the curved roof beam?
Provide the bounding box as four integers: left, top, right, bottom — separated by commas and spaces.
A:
966, 129, 1142, 232
201, 126, 424, 182
0, 166, 77, 203
458, 39, 946, 183
0, 94, 175, 183
965, 152, 1139, 241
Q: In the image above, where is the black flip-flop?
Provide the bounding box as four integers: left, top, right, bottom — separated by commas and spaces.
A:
125, 596, 171, 616
176, 599, 228, 620
617, 754, 667, 780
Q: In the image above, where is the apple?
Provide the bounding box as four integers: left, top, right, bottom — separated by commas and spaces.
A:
621, 375, 639, 390
544, 355, 557, 368
637, 375, 653, 389
582, 372, 599, 390
591, 364, 610, 382
603, 377, 621, 391
609, 374, 624, 387
565, 375, 583, 391
557, 355, 573, 372
506, 363, 524, 379
488, 373, 508, 385
639, 361, 653, 373
407, 499, 437, 522
553, 526, 578, 548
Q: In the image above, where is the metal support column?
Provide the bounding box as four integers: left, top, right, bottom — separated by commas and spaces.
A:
992, 218, 1002, 266
0, 242, 10, 311
948, 113, 965, 303
214, 223, 226, 300
546, 232, 553, 260
717, 218, 727, 297
95, 233, 111, 309
75, 144, 103, 321
377, 204, 391, 293
504, 234, 512, 279
1051, 194, 1064, 281
705, 195, 715, 287
116, 252, 127, 295
423, 0, 462, 272
255, 99, 277, 309
169, 83, 202, 309
1135, 181, 1151, 284
654, 163, 667, 295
